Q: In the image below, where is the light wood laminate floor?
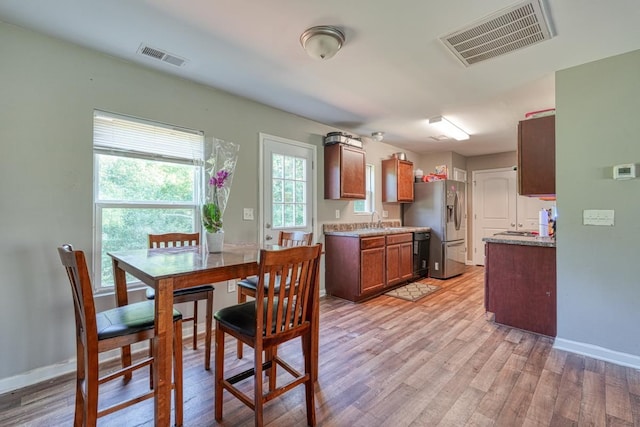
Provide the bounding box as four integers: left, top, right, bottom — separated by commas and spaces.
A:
2, 266, 639, 426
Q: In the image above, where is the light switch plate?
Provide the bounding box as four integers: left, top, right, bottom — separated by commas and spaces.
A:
382, 210, 389, 218
243, 208, 254, 220
583, 209, 614, 226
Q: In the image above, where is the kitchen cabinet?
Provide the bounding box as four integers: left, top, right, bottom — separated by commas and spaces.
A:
381, 158, 414, 202
325, 232, 413, 302
485, 242, 556, 336
517, 115, 555, 196
324, 144, 366, 200
385, 233, 413, 285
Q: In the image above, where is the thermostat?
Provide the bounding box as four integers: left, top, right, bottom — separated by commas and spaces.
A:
613, 163, 636, 180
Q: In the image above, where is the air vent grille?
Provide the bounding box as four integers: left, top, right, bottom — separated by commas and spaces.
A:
440, 0, 553, 66
137, 44, 187, 67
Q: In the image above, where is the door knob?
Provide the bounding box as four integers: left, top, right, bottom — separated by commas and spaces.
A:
518, 223, 523, 227
510, 223, 516, 227
266, 223, 272, 229
265, 235, 273, 241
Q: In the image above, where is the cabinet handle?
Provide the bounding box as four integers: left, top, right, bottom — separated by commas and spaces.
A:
510, 223, 516, 227
546, 291, 551, 296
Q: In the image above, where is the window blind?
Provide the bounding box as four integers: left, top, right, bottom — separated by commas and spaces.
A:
93, 110, 204, 163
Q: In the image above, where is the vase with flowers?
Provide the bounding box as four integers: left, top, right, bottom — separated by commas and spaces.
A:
203, 138, 239, 253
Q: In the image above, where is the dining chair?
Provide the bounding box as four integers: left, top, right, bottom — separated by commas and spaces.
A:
146, 232, 215, 370
214, 244, 322, 427
236, 231, 313, 358
57, 244, 183, 426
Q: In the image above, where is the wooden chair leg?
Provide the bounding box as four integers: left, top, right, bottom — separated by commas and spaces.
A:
254, 342, 264, 427
192, 301, 198, 350
236, 289, 246, 359
86, 353, 100, 427
302, 333, 316, 426
204, 291, 213, 370
267, 347, 277, 392
75, 340, 86, 427
214, 326, 225, 421
173, 319, 183, 427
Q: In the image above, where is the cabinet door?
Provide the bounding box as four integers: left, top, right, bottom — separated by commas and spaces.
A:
397, 161, 414, 202
324, 144, 366, 200
340, 146, 366, 199
385, 244, 401, 285
518, 115, 555, 196
382, 159, 414, 203
399, 242, 413, 281
361, 247, 385, 293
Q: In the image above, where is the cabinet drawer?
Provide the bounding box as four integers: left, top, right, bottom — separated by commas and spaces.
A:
360, 236, 385, 249
386, 233, 412, 245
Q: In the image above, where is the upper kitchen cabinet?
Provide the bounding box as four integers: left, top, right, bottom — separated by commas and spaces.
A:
517, 115, 555, 196
324, 143, 366, 200
381, 158, 414, 203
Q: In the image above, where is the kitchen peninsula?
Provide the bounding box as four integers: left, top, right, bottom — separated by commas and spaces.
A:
483, 233, 556, 336
324, 223, 430, 302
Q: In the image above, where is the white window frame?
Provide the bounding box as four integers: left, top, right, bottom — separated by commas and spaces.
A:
354, 163, 375, 214
92, 110, 204, 291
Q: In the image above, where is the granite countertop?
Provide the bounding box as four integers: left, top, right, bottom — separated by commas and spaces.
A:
483, 234, 556, 247
324, 224, 430, 237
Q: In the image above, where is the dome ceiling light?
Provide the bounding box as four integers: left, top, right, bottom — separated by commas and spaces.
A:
371, 132, 385, 142
300, 26, 345, 60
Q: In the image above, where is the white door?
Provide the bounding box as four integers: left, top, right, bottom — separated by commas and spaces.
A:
259, 133, 316, 245
472, 168, 555, 265
472, 168, 516, 265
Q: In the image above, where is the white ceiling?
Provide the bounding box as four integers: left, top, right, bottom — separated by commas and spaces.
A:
1, 0, 639, 156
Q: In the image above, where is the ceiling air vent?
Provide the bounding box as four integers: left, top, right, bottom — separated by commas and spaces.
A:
137, 44, 187, 67
439, 0, 554, 66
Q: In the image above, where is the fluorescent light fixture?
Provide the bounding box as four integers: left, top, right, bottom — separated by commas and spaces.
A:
428, 116, 469, 140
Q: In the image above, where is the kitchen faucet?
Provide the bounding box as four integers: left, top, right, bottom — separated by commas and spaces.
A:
370, 210, 382, 228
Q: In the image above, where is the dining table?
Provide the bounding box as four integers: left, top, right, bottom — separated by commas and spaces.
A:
108, 242, 319, 426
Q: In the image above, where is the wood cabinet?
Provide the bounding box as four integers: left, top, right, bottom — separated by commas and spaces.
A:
385, 233, 413, 286
485, 242, 556, 336
381, 158, 414, 202
324, 144, 366, 200
517, 115, 555, 196
325, 232, 414, 302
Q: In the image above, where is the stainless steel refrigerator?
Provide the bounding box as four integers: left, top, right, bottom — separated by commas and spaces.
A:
403, 180, 466, 279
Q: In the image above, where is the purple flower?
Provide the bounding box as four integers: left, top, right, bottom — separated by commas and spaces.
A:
209, 169, 230, 188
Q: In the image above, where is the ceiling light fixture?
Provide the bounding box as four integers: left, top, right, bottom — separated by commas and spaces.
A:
300, 26, 345, 60
428, 116, 470, 140
371, 131, 384, 142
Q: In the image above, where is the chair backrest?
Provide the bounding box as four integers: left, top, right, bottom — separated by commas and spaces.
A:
58, 244, 98, 346
255, 244, 322, 340
148, 232, 200, 249
278, 231, 313, 247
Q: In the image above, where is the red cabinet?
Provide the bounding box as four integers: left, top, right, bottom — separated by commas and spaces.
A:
517, 115, 555, 196
485, 242, 556, 336
382, 158, 414, 203
324, 144, 366, 200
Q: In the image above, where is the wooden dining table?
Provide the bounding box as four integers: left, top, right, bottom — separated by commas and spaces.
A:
108, 243, 319, 426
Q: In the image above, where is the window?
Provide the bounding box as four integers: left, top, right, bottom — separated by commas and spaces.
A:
271, 153, 307, 228
354, 163, 375, 214
93, 110, 204, 290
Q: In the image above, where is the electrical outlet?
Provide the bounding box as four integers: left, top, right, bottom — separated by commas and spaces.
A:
335, 209, 340, 219
227, 279, 236, 293
434, 262, 439, 271
243, 208, 254, 220
382, 210, 388, 218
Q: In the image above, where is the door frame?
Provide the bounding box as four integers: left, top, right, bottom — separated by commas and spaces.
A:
471, 166, 514, 265
258, 132, 318, 245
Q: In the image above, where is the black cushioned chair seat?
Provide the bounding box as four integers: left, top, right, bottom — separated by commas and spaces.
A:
145, 284, 214, 300
97, 300, 182, 340
214, 300, 294, 337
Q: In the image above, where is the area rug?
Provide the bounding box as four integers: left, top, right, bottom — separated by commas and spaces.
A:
385, 281, 441, 302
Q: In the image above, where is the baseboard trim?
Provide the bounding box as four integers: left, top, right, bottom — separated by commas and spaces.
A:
553, 338, 640, 370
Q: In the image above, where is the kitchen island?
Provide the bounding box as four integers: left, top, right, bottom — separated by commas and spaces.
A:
483, 234, 556, 336
324, 225, 430, 302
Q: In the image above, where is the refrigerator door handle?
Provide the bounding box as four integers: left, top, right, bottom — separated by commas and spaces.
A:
454, 192, 461, 230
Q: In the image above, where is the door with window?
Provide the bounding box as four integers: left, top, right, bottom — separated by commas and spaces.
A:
259, 134, 316, 245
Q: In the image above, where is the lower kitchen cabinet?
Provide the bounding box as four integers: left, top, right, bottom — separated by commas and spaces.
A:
485, 242, 556, 336
325, 233, 413, 302
386, 233, 413, 286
